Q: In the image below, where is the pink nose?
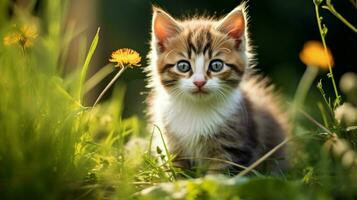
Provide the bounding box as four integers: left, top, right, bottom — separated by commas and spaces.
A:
193, 80, 206, 88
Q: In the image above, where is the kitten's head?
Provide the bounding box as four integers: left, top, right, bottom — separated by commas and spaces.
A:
149, 3, 253, 102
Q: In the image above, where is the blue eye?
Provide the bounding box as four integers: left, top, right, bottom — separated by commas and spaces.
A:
177, 60, 191, 73
209, 60, 224, 72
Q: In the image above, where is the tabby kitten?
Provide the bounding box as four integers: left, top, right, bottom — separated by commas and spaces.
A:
146, 3, 289, 174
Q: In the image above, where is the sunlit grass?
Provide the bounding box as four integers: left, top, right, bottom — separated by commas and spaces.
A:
0, 0, 357, 199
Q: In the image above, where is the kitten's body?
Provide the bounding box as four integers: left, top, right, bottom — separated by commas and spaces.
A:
146, 3, 289, 174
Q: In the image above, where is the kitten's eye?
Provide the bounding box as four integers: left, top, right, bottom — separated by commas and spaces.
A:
209, 60, 224, 72
176, 60, 191, 73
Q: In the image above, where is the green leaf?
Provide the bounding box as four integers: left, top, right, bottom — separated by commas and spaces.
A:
322, 24, 328, 36
156, 146, 162, 154
78, 27, 100, 105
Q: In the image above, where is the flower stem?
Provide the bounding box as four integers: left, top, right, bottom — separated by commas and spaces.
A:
93, 66, 126, 107
314, 3, 341, 108
293, 66, 319, 114
322, 1, 357, 33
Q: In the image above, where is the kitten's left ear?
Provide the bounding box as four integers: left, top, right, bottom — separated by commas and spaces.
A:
216, 4, 247, 49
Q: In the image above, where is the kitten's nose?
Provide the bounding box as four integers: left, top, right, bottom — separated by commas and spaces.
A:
193, 80, 206, 88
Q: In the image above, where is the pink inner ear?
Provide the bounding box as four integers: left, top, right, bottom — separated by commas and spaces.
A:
154, 22, 168, 51
219, 11, 245, 49
227, 15, 245, 39
154, 21, 169, 43
153, 11, 179, 52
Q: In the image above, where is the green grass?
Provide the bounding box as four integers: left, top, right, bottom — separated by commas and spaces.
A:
1, 0, 357, 199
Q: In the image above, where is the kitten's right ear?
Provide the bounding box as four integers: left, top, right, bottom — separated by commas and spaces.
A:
216, 3, 247, 49
152, 6, 181, 52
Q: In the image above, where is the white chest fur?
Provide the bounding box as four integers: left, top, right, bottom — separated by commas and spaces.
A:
152, 89, 243, 151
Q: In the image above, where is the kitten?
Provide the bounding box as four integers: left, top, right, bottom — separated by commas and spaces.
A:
146, 3, 289, 174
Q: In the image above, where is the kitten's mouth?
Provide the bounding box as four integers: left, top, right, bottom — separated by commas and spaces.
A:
191, 89, 209, 95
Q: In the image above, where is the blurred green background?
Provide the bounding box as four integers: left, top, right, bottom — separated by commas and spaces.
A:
1, 1, 357, 199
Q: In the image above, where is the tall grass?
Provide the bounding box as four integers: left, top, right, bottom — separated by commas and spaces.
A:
0, 0, 357, 199
0, 1, 142, 199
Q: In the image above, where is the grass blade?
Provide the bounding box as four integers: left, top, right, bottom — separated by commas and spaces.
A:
78, 27, 100, 105
84, 64, 114, 94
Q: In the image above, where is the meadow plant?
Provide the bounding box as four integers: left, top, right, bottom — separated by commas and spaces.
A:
0, 0, 357, 199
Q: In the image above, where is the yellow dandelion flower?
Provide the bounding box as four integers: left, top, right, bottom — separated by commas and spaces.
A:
20, 24, 38, 47
3, 24, 38, 48
109, 48, 141, 67
21, 24, 38, 38
3, 33, 21, 46
299, 40, 334, 70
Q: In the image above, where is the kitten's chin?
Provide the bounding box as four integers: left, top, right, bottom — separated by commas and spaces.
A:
191, 90, 209, 95
183, 90, 218, 102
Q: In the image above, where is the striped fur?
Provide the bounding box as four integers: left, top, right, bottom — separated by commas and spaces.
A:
146, 3, 289, 174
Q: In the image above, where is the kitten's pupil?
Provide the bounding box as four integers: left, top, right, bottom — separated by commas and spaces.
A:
209, 60, 224, 72
177, 60, 191, 73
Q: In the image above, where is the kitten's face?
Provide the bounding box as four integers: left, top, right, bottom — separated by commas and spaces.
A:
151, 4, 249, 101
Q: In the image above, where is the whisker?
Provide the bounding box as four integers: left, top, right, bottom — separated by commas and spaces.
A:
162, 80, 177, 87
